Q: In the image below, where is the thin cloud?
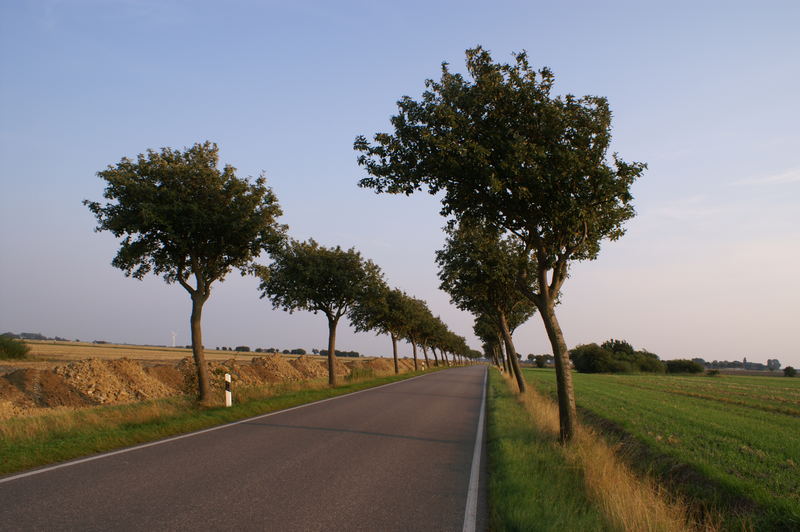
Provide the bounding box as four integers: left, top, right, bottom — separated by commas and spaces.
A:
733, 167, 800, 186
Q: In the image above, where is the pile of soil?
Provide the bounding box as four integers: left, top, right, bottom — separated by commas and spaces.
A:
398, 358, 418, 371
4, 368, 93, 408
366, 358, 394, 374
290, 356, 328, 379
249, 354, 304, 382
1, 353, 403, 420
54, 359, 177, 404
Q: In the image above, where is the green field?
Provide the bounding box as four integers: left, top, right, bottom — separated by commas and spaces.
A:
524, 369, 800, 530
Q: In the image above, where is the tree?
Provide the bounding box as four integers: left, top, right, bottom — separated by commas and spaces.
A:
666, 359, 705, 374
85, 141, 285, 402
355, 47, 645, 442
258, 239, 384, 386
436, 220, 535, 392
784, 366, 796, 377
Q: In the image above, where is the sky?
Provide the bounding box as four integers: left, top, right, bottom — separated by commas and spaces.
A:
1, 0, 798, 367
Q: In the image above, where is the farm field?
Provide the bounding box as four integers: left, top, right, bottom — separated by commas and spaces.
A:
15, 340, 333, 364
524, 369, 800, 529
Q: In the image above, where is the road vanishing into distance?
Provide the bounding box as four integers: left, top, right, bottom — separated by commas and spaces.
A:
0, 365, 487, 531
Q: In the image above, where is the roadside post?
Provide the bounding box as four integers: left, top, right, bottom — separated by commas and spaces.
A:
224, 373, 232, 407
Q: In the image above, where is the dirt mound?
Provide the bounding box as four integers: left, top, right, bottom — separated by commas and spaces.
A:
4, 368, 93, 408
250, 355, 303, 382
398, 358, 417, 371
290, 356, 328, 379
55, 359, 176, 404
144, 365, 186, 391
366, 358, 394, 374
330, 356, 351, 377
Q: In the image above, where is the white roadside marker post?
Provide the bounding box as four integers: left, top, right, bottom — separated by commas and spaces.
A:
224, 373, 232, 407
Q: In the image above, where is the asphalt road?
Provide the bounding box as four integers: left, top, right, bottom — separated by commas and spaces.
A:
0, 365, 488, 531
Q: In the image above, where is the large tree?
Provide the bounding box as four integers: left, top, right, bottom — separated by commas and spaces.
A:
85, 141, 285, 403
350, 285, 416, 374
355, 47, 646, 442
258, 239, 384, 386
436, 220, 535, 392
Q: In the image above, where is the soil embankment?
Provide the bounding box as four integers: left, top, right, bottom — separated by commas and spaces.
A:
0, 354, 411, 420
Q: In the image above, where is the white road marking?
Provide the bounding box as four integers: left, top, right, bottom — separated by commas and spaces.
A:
463, 366, 487, 532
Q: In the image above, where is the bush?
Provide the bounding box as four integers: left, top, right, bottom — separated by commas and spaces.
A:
785, 367, 797, 377
570, 342, 665, 374
0, 336, 30, 359
666, 359, 704, 374
234, 346, 251, 352
706, 369, 720, 377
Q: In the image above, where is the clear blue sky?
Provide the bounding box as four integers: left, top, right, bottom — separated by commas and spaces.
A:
1, 1, 798, 366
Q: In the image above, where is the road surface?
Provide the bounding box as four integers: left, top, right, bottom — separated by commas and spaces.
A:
0, 365, 487, 531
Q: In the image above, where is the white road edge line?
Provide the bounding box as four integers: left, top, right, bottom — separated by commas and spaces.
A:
462, 366, 487, 532
0, 370, 437, 484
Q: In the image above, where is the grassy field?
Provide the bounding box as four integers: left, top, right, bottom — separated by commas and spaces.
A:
524, 369, 800, 530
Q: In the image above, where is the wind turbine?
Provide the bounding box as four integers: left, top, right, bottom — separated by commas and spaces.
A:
171, 331, 176, 348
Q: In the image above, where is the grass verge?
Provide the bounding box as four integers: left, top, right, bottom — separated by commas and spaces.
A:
486, 368, 612, 531
0, 370, 430, 476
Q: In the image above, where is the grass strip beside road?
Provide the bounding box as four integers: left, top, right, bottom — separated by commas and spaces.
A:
486, 368, 611, 531
0, 371, 431, 476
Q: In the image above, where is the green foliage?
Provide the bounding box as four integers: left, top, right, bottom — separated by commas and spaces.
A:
570, 342, 665, 374
356, 46, 645, 277
665, 359, 704, 374
0, 335, 29, 359
600, 339, 634, 355
258, 239, 383, 322
85, 141, 286, 287
234, 346, 250, 352
785, 366, 797, 377
534, 355, 548, 368
436, 221, 536, 332
705, 369, 720, 376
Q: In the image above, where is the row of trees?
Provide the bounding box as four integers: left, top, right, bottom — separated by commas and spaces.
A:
355, 47, 647, 442
86, 142, 475, 403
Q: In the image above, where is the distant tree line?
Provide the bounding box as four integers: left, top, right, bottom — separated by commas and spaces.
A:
319, 349, 360, 358
2, 332, 70, 342
692, 357, 781, 371
569, 339, 707, 374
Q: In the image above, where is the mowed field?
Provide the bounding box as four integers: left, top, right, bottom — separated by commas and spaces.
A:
524, 369, 800, 529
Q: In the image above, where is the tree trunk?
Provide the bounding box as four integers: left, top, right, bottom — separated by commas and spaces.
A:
498, 311, 526, 393
441, 350, 449, 366
411, 340, 419, 371
431, 347, 440, 367
327, 315, 339, 387
391, 333, 399, 374
421, 344, 430, 368
190, 293, 211, 404
538, 299, 577, 443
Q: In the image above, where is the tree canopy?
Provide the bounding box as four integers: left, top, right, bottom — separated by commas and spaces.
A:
258, 239, 384, 385
436, 220, 535, 390
85, 141, 285, 401
356, 47, 646, 442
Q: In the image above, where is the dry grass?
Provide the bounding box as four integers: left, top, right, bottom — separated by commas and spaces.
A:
0, 397, 192, 443
506, 374, 716, 532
